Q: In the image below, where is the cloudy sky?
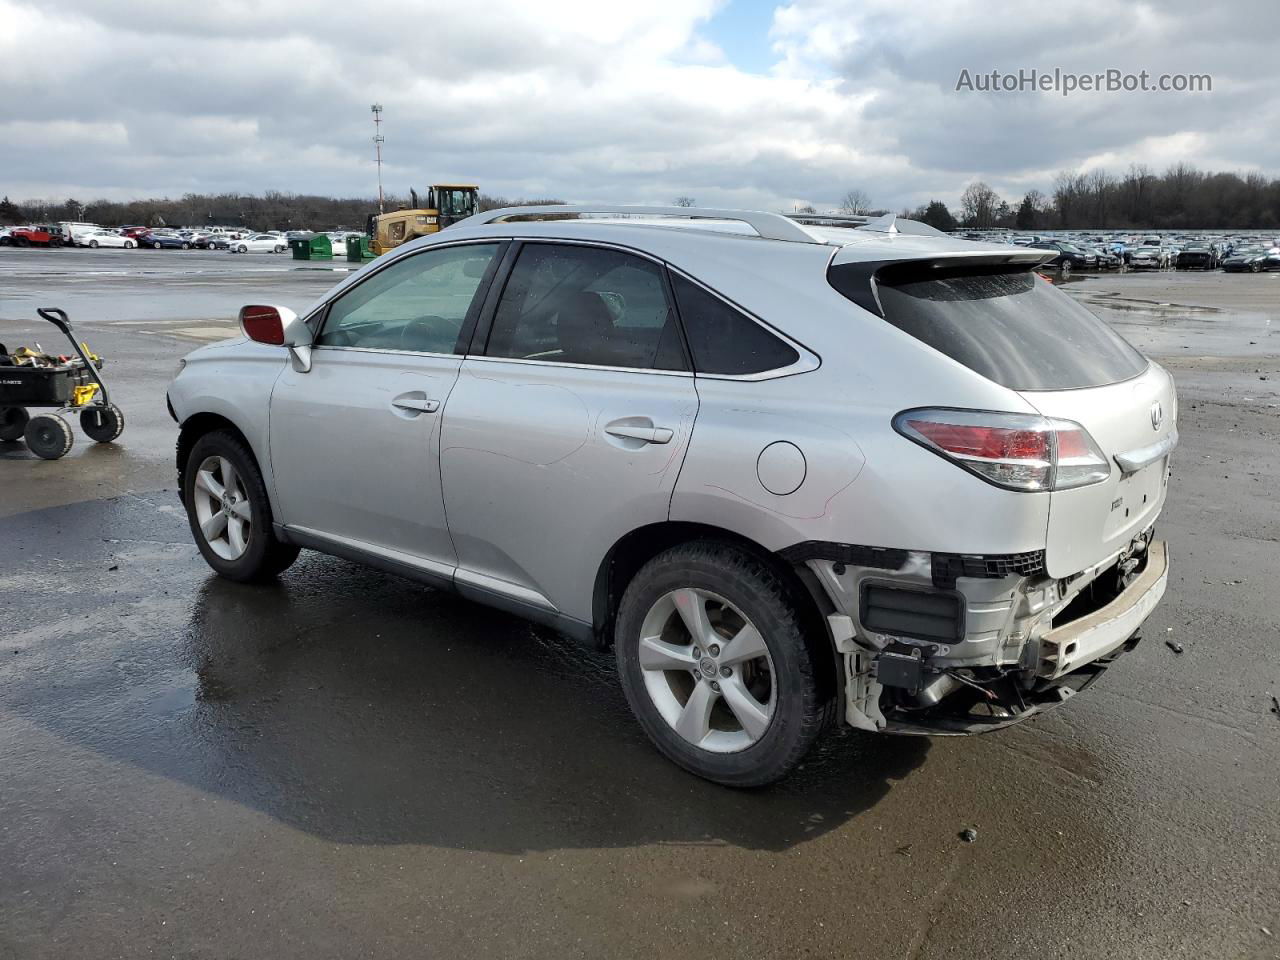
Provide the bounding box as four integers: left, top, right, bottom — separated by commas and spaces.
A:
2, 0, 1276, 211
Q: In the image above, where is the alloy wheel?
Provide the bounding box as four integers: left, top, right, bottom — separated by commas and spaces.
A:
192, 455, 252, 561
637, 587, 776, 753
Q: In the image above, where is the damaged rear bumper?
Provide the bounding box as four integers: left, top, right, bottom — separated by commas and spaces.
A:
803, 537, 1168, 736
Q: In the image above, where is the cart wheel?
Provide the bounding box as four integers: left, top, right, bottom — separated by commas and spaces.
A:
81, 404, 125, 443
0, 406, 30, 442
24, 413, 74, 459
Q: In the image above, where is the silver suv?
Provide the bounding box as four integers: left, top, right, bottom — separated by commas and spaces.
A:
167, 206, 1175, 785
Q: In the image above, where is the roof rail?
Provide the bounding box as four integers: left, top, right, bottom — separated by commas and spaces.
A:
788, 211, 948, 238
457, 204, 824, 243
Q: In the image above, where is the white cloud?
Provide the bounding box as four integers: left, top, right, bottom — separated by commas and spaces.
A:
0, 0, 1275, 212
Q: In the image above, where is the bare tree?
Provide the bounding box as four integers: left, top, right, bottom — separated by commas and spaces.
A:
959, 181, 1000, 228
1052, 170, 1087, 227
673, 196, 696, 207
839, 189, 871, 215
1084, 169, 1114, 227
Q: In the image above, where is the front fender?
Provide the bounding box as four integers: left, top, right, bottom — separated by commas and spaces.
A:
169, 339, 288, 515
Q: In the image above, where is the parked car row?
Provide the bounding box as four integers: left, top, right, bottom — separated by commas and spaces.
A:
956, 228, 1280, 274
0, 223, 337, 254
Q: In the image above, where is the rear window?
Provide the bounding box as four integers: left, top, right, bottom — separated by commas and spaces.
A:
840, 264, 1147, 391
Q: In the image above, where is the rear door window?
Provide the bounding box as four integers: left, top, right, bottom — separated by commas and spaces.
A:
835, 264, 1148, 391
484, 243, 687, 371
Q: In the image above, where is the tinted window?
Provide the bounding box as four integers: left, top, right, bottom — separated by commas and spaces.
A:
860, 265, 1147, 391
317, 243, 498, 353
670, 274, 799, 375
485, 244, 686, 370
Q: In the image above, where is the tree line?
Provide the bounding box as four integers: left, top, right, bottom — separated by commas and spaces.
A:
902, 164, 1280, 232
4, 164, 1279, 233
0, 191, 560, 231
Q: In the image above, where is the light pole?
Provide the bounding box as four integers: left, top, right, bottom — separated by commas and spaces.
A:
371, 103, 385, 214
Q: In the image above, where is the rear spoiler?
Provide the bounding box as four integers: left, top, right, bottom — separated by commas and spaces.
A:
828, 251, 1055, 318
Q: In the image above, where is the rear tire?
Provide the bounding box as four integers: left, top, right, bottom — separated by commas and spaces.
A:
24, 413, 74, 459
153, 241, 162, 249
89, 240, 99, 248
0, 406, 30, 441
81, 403, 125, 443
124, 240, 134, 249
183, 429, 300, 582
614, 541, 832, 787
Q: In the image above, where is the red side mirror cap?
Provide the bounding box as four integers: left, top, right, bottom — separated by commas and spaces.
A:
239, 305, 285, 344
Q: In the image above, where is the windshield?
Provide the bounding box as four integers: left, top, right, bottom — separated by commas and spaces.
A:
437, 189, 476, 218
832, 263, 1149, 391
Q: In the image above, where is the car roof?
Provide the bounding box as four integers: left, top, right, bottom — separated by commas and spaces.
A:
430, 204, 1047, 269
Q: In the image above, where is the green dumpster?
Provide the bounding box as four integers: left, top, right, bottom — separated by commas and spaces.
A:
346, 235, 373, 262
290, 235, 333, 260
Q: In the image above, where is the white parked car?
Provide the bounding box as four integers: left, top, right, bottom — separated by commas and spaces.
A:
326, 232, 349, 256
78, 229, 136, 249
229, 234, 287, 254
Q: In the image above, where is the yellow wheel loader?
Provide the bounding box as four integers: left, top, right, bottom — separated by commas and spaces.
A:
365, 185, 479, 257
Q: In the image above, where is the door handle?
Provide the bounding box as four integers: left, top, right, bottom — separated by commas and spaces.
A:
391, 391, 440, 415
605, 423, 673, 444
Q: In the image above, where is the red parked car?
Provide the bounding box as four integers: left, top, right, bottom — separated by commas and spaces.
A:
2, 226, 64, 247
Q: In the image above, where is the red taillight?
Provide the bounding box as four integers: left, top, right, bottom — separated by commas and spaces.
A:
894, 409, 1110, 492
1055, 427, 1090, 459
905, 421, 1050, 462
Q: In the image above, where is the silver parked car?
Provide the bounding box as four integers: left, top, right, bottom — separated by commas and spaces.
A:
167, 205, 1176, 786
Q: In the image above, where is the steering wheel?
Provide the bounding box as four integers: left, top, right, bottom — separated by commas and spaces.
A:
398, 315, 456, 352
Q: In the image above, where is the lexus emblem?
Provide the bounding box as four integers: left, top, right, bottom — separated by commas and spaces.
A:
1150, 401, 1164, 431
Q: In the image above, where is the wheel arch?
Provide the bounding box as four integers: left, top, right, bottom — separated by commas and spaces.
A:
592, 520, 842, 700
176, 412, 257, 506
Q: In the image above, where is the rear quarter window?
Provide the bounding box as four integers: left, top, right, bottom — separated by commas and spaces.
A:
671, 274, 799, 376
833, 264, 1148, 391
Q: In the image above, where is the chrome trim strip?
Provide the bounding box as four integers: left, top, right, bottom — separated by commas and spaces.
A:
1114, 428, 1179, 475
460, 354, 694, 378
311, 344, 460, 360
287, 526, 455, 580
454, 568, 557, 611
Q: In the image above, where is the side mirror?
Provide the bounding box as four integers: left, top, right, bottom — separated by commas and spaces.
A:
239, 305, 314, 372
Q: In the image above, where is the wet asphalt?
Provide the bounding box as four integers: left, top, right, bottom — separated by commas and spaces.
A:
1, 249, 1278, 959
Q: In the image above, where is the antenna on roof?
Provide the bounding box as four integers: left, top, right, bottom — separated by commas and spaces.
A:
856, 213, 898, 234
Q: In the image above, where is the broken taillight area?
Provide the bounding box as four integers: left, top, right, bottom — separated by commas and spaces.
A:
893, 408, 1110, 491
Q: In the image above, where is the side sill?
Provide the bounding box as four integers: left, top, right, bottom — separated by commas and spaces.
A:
277, 524, 595, 646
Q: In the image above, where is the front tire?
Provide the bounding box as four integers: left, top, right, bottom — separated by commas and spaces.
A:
24, 413, 74, 459
0, 406, 30, 441
183, 430, 299, 582
614, 541, 831, 787
152, 241, 162, 249
89, 240, 99, 248
238, 244, 248, 254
